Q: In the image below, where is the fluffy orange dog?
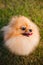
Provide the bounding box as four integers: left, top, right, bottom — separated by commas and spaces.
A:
2, 16, 40, 55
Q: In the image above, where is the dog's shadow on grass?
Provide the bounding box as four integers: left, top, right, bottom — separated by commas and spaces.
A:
0, 30, 16, 65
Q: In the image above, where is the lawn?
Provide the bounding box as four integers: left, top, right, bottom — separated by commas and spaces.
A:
0, 0, 43, 65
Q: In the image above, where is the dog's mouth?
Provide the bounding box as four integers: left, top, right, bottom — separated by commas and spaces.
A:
22, 32, 33, 37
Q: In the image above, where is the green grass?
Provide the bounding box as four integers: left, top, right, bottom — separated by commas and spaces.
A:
0, 0, 43, 65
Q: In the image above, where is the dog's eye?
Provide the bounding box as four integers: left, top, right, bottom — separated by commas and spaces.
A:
21, 26, 26, 30
29, 29, 32, 32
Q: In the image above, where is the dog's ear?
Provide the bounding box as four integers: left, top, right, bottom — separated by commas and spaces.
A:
9, 16, 18, 27
1, 26, 13, 41
4, 31, 13, 41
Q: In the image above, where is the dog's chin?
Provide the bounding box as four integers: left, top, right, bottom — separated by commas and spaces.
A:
4, 32, 40, 56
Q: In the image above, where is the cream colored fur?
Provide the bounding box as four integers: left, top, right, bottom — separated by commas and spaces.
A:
2, 16, 40, 56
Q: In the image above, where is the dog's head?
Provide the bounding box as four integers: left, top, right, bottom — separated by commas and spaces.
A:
4, 16, 39, 40
2, 16, 40, 55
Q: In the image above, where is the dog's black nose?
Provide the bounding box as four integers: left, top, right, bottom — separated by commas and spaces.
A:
29, 29, 32, 32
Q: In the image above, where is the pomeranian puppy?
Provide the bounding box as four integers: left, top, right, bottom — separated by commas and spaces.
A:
1, 16, 40, 56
